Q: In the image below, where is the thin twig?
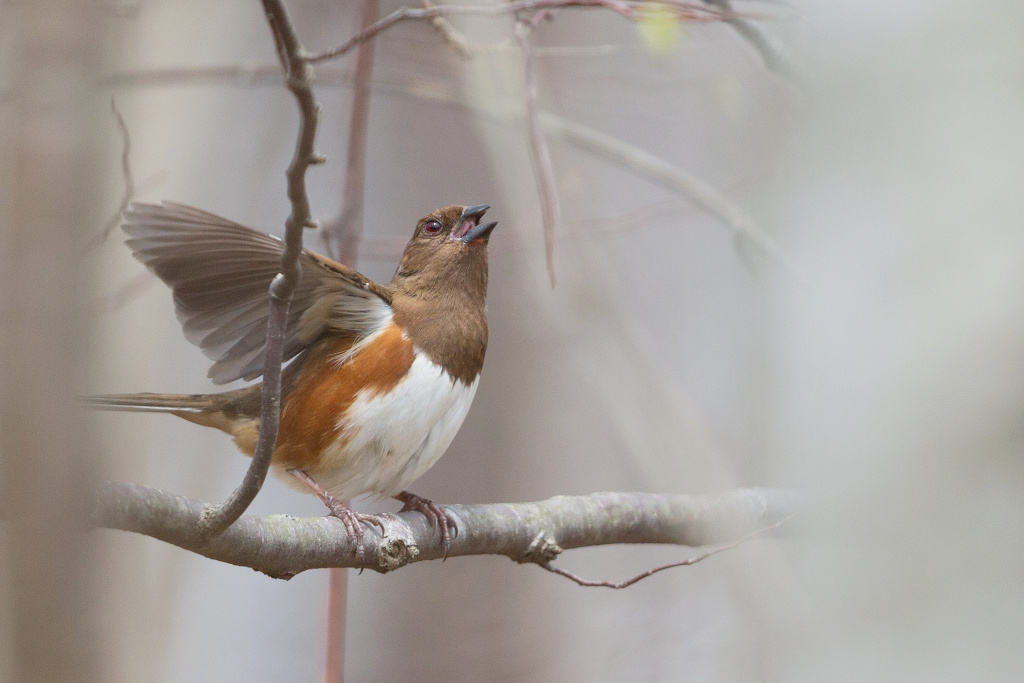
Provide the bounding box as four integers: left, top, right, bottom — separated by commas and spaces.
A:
703, 0, 797, 79
515, 19, 560, 287
322, 0, 379, 263
95, 483, 798, 579
539, 112, 806, 281
307, 0, 736, 63
84, 99, 135, 253
103, 100, 134, 239
199, 0, 323, 536
540, 512, 797, 588
103, 67, 798, 278
423, 0, 475, 58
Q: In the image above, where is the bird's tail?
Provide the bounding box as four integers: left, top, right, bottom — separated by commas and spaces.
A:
85, 392, 220, 414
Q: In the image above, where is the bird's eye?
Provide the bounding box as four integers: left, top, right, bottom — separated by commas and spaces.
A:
423, 219, 442, 235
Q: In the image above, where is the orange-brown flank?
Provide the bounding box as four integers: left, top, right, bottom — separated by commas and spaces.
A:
269, 323, 415, 471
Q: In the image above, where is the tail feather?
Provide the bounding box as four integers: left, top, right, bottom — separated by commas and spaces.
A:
84, 392, 218, 414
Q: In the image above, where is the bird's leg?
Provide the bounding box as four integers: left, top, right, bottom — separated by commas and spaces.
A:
394, 490, 458, 559
288, 468, 385, 564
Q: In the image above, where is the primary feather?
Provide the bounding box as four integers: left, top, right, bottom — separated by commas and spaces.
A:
122, 202, 393, 384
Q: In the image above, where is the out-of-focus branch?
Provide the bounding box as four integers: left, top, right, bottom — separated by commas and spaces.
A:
100, 67, 796, 278
539, 112, 804, 280
322, 0, 379, 264
423, 0, 475, 58
703, 0, 797, 79
200, 0, 323, 535
515, 18, 561, 287
307, 0, 734, 63
98, 100, 134, 244
96, 483, 797, 579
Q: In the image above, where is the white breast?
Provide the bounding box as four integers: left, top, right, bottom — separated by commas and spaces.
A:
311, 349, 479, 500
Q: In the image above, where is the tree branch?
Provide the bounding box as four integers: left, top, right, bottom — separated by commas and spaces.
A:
515, 18, 561, 287
703, 0, 797, 79
321, 0, 379, 264
307, 0, 734, 63
199, 0, 323, 535
95, 482, 797, 580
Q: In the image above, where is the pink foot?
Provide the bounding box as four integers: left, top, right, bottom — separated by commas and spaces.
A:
288, 469, 384, 564
394, 490, 458, 559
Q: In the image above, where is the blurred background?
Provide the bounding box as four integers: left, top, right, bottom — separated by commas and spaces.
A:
2, 0, 1023, 681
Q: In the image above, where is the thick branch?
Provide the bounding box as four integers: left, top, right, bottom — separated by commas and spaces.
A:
96, 483, 796, 580
200, 0, 322, 535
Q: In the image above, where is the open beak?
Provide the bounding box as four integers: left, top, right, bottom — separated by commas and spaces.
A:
453, 204, 497, 243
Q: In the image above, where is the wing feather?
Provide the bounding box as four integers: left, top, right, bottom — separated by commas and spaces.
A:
122, 201, 393, 384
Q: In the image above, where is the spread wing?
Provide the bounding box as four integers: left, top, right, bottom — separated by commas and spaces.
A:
122, 201, 394, 385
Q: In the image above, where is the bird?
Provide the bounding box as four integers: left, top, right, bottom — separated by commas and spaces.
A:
89, 201, 497, 559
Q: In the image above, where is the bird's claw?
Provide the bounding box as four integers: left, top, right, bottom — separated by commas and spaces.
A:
395, 490, 458, 559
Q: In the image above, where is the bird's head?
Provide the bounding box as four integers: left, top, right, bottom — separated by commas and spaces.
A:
391, 204, 496, 299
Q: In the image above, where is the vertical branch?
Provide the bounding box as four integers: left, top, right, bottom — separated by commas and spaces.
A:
321, 2, 379, 680
322, 0, 379, 263
515, 18, 560, 287
324, 568, 349, 683
200, 0, 323, 535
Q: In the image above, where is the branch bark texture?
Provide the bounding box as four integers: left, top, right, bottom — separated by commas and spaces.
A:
96, 483, 796, 580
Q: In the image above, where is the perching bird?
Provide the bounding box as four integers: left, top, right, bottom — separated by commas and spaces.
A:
90, 202, 497, 558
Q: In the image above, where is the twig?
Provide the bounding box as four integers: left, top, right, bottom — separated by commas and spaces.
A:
199, 0, 323, 536
365, 73, 800, 278
539, 112, 806, 281
515, 19, 561, 287
540, 512, 797, 587
103, 67, 798, 278
703, 0, 797, 79
103, 100, 134, 239
322, 0, 379, 264
307, 0, 735, 63
96, 484, 797, 578
84, 99, 135, 253
423, 0, 475, 58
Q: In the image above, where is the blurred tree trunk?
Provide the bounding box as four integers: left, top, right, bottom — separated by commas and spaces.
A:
0, 1, 104, 681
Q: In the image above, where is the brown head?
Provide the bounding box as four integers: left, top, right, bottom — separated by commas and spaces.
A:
389, 204, 497, 383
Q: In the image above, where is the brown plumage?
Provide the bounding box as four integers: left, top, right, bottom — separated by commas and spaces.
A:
89, 201, 497, 557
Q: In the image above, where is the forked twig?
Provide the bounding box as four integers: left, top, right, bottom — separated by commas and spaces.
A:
539, 512, 797, 588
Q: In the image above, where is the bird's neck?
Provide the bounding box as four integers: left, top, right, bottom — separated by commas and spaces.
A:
389, 272, 488, 385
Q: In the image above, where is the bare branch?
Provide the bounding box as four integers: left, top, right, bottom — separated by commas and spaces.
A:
539, 112, 806, 281
539, 512, 797, 587
95, 483, 797, 579
515, 19, 561, 287
102, 100, 134, 240
103, 67, 797, 278
83, 99, 135, 254
703, 0, 797, 79
423, 0, 476, 59
200, 0, 323, 535
306, 0, 737, 63
321, 0, 379, 264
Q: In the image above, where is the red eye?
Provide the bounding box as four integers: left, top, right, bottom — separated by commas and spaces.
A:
423, 220, 442, 235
